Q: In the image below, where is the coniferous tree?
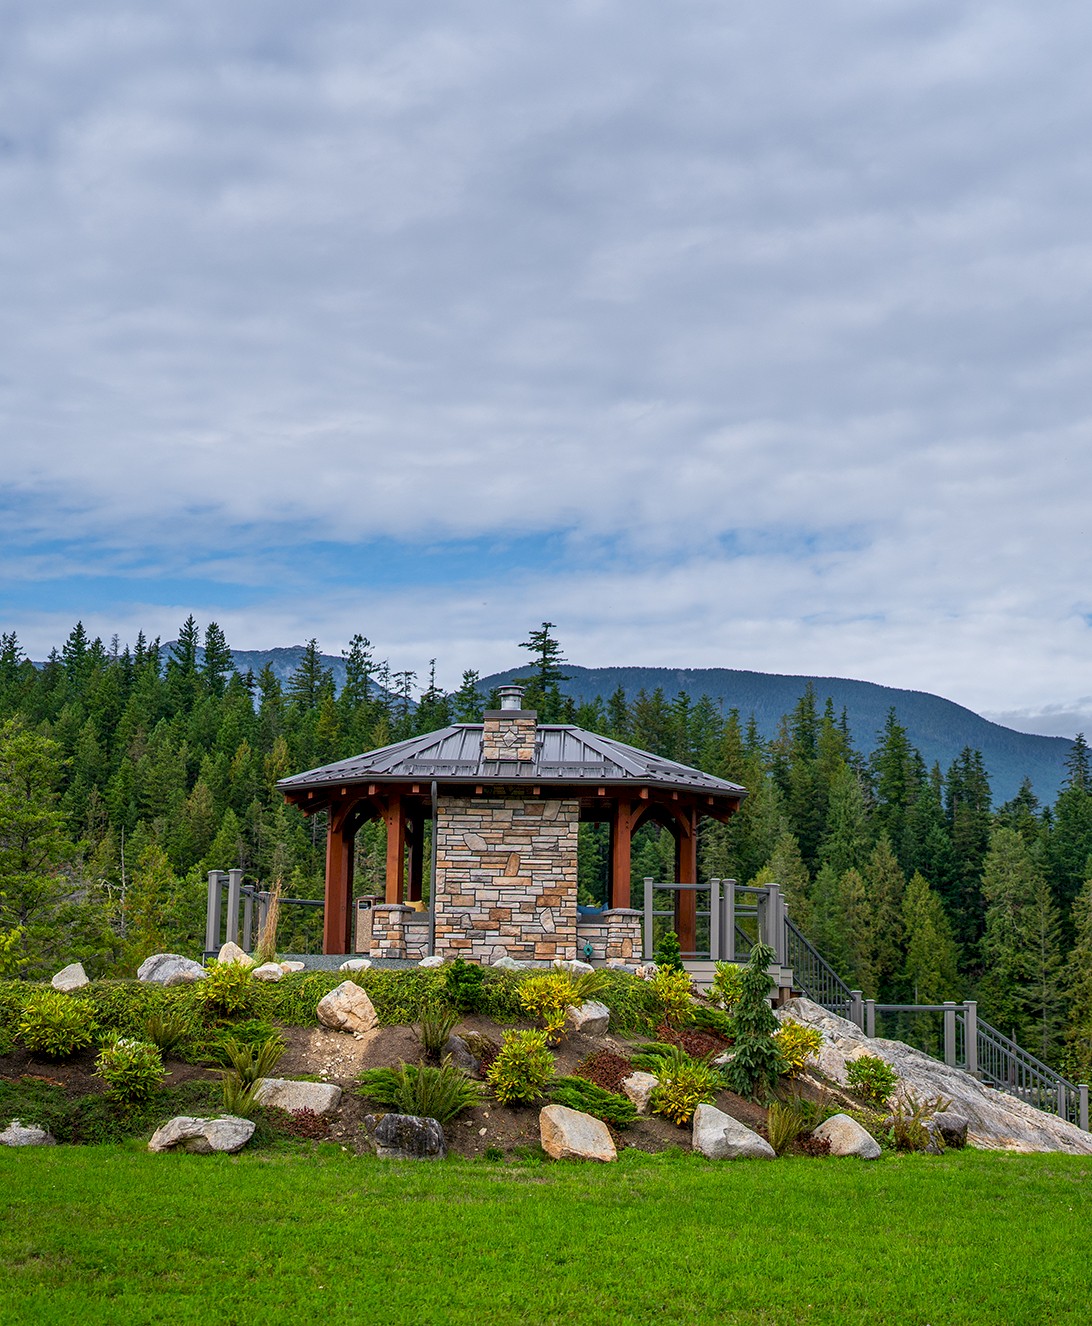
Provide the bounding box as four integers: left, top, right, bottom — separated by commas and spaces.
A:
201, 622, 234, 696
863, 834, 905, 1001
1061, 874, 1092, 1081
518, 622, 570, 722
901, 871, 961, 1004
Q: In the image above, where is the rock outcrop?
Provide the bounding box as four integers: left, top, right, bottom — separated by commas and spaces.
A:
779, 997, 1092, 1155
316, 980, 379, 1034
1, 1119, 57, 1147
539, 1104, 617, 1161
148, 1116, 255, 1154
692, 1104, 775, 1160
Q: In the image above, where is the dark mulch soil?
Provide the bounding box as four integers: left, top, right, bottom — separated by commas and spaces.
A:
657, 1023, 730, 1059
574, 1050, 633, 1094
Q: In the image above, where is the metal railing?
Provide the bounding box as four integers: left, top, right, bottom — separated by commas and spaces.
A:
641, 877, 787, 963
783, 916, 856, 1018
204, 869, 323, 958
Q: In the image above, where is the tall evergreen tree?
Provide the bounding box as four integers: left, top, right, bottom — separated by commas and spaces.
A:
1061, 874, 1092, 1082
901, 871, 961, 1003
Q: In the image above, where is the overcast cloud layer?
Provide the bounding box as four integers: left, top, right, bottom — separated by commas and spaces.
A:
2, 2, 1091, 733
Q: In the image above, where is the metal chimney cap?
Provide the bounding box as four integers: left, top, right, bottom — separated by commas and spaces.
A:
498, 684, 526, 711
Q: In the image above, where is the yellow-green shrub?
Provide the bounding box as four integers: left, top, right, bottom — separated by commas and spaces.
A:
485, 1029, 555, 1105
709, 961, 743, 1011
773, 1018, 822, 1077
18, 990, 96, 1058
95, 1037, 166, 1103
647, 967, 694, 1027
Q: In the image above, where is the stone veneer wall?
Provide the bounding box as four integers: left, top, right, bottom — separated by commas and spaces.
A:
480, 712, 537, 762
433, 794, 579, 964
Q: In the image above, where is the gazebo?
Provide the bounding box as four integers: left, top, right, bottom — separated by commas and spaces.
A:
278, 685, 745, 964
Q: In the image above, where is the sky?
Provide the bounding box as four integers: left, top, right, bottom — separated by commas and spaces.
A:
2, 2, 1091, 737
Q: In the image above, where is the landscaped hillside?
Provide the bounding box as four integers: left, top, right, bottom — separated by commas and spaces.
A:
481, 664, 1072, 804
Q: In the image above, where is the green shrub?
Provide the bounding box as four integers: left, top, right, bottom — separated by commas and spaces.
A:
652, 930, 684, 973
710, 961, 744, 1011
442, 958, 486, 1013
357, 1060, 482, 1123
846, 1054, 899, 1107
143, 1010, 197, 1057
646, 1045, 721, 1126
193, 962, 255, 1019
774, 1019, 823, 1077
486, 1029, 555, 1106
549, 1076, 637, 1129
474, 969, 527, 1023
18, 990, 96, 1058
594, 970, 664, 1036
689, 1005, 735, 1039
723, 943, 783, 1100
647, 967, 694, 1027
888, 1090, 950, 1151
95, 1038, 166, 1104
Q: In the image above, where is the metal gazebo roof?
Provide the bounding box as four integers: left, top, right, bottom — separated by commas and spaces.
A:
278, 723, 746, 802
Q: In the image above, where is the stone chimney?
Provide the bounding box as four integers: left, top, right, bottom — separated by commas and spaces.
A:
482, 685, 537, 762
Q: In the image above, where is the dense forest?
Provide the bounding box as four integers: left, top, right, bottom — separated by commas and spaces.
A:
1, 617, 1090, 1080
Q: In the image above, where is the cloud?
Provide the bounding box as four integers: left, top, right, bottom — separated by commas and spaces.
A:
2, 2, 1092, 729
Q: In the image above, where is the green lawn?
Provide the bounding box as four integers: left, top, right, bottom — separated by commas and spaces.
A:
1, 1146, 1089, 1325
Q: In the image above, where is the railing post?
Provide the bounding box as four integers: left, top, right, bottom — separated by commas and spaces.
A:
964, 1002, 978, 1076
241, 887, 254, 953
943, 1001, 957, 1067
643, 878, 654, 961
1058, 1082, 1068, 1121
257, 890, 270, 939
766, 882, 785, 965
226, 868, 243, 947
1080, 1084, 1089, 1132
849, 990, 864, 1029
723, 879, 736, 963
709, 878, 721, 961
205, 870, 225, 954
865, 999, 876, 1038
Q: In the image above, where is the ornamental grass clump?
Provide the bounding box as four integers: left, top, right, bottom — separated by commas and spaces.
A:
723, 942, 784, 1101
18, 990, 96, 1059
357, 1060, 482, 1124
415, 1004, 461, 1061
95, 1037, 166, 1104
486, 1029, 555, 1105
765, 1098, 809, 1156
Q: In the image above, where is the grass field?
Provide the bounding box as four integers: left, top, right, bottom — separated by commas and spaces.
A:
1, 1146, 1089, 1325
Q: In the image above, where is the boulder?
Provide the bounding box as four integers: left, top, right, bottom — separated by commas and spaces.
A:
492, 955, 525, 971
368, 1113, 446, 1160
634, 964, 659, 980
279, 961, 306, 973
339, 958, 371, 972
148, 1116, 255, 1154
137, 953, 207, 986
692, 1104, 776, 1160
620, 1071, 658, 1115
51, 962, 89, 993
553, 958, 594, 976
443, 1034, 481, 1076
606, 959, 638, 972
250, 962, 283, 982
932, 1109, 969, 1150
316, 980, 379, 1034
419, 955, 444, 968
779, 996, 1092, 1155
565, 1000, 610, 1035
216, 942, 253, 967
539, 1104, 617, 1162
813, 1113, 882, 1160
253, 1078, 343, 1117
1, 1119, 57, 1147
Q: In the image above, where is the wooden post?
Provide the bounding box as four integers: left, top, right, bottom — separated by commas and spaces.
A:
407, 809, 424, 903
383, 797, 406, 904
674, 807, 698, 957
609, 799, 635, 909
323, 801, 354, 954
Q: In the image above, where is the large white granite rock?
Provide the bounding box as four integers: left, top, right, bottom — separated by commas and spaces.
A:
419, 955, 444, 968
565, 1000, 610, 1035
51, 962, 89, 992
1, 1119, 57, 1147
492, 955, 525, 971
339, 958, 371, 972
553, 958, 594, 976
216, 942, 253, 967
539, 1105, 617, 1162
253, 1078, 343, 1116
137, 954, 207, 986
279, 961, 306, 973
813, 1113, 882, 1159
620, 1071, 658, 1115
148, 1116, 255, 1154
778, 996, 1092, 1155
316, 980, 378, 1033
692, 1104, 776, 1160
250, 962, 283, 982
